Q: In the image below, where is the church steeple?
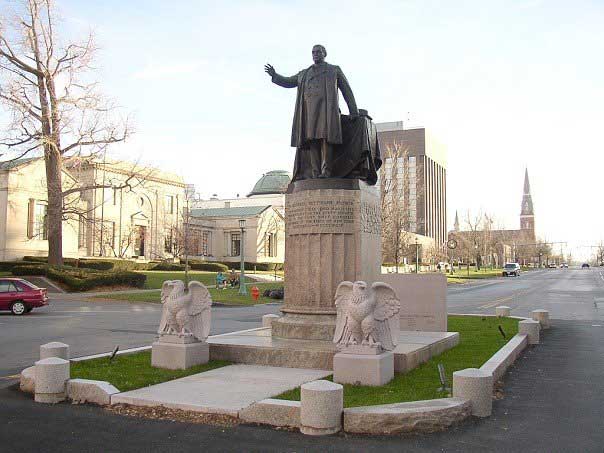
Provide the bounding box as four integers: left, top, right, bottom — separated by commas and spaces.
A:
454, 210, 460, 232
520, 168, 535, 236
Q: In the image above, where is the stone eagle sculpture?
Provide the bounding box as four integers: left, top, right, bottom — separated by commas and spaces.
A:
333, 281, 400, 352
158, 280, 212, 342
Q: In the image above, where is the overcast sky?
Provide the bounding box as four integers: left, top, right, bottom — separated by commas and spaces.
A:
3, 0, 604, 260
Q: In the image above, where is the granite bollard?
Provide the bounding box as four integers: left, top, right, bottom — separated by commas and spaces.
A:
518, 319, 540, 344
452, 368, 493, 417
34, 357, 70, 404
531, 309, 550, 330
40, 341, 69, 360
495, 306, 511, 317
300, 380, 343, 435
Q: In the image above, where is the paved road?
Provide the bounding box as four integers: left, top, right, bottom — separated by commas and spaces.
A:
0, 300, 281, 376
448, 267, 604, 320
3, 268, 602, 376
1, 267, 604, 451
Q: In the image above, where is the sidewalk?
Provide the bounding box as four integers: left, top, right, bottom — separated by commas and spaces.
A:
1, 320, 602, 451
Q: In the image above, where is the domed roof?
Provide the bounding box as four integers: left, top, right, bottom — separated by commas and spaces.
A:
248, 170, 291, 196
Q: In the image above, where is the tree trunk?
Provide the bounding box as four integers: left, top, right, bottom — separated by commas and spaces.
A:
45, 148, 64, 266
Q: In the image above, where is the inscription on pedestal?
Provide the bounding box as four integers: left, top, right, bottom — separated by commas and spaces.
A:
287, 198, 355, 235
360, 201, 381, 235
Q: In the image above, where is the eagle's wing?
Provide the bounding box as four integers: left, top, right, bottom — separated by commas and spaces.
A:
158, 280, 176, 334
370, 282, 401, 350
186, 281, 212, 341
333, 281, 354, 345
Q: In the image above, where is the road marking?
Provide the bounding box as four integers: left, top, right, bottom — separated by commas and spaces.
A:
592, 324, 602, 327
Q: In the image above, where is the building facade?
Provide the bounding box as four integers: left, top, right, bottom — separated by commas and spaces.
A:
0, 157, 187, 261
377, 123, 447, 247
188, 170, 289, 265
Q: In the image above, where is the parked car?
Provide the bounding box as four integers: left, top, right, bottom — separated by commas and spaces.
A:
0, 278, 48, 315
548, 263, 557, 268
560, 263, 568, 268
502, 262, 521, 277
582, 263, 590, 269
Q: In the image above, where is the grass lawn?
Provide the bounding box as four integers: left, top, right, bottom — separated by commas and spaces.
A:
70, 351, 230, 392
276, 315, 519, 408
137, 271, 218, 289
94, 282, 284, 305
447, 268, 504, 283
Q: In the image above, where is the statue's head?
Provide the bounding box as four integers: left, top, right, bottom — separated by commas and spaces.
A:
312, 44, 326, 64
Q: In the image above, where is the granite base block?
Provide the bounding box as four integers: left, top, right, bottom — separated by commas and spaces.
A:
240, 398, 301, 428
343, 398, 471, 434
151, 341, 209, 370
333, 351, 394, 386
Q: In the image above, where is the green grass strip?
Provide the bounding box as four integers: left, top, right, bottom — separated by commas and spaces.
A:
70, 351, 230, 392
276, 315, 519, 407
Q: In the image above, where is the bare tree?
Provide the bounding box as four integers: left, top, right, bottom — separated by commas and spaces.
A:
380, 141, 417, 272
0, 0, 132, 265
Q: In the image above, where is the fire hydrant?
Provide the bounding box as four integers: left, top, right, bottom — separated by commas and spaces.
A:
251, 286, 260, 301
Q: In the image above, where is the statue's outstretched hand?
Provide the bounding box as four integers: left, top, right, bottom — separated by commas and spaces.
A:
264, 63, 276, 77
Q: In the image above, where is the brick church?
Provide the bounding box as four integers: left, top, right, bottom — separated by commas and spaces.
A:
449, 169, 536, 266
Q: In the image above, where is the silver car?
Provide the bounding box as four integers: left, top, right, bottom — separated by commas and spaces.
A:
502, 263, 521, 277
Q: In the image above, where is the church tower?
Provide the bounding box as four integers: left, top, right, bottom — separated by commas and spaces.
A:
453, 210, 460, 232
520, 168, 535, 238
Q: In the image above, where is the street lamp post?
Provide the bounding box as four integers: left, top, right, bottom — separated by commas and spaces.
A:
183, 184, 196, 286
238, 219, 248, 295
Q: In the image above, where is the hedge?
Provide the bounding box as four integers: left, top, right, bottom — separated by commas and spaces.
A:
150, 262, 188, 271
12, 264, 48, 276
188, 261, 229, 272
46, 267, 146, 291
12, 264, 146, 291
219, 262, 283, 272
0, 261, 40, 272
22, 256, 79, 267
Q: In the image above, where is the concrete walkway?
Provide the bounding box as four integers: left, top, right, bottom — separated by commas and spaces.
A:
111, 364, 330, 416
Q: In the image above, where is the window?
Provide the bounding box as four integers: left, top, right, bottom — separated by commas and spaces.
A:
164, 228, 174, 253
230, 232, 241, 256
33, 202, 48, 240
78, 216, 87, 248
0, 281, 17, 292
165, 195, 174, 214
202, 231, 211, 256
265, 233, 277, 257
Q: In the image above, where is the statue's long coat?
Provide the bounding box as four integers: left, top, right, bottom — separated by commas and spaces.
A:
271, 63, 357, 147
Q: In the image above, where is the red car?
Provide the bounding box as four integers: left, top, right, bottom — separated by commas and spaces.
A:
0, 278, 49, 315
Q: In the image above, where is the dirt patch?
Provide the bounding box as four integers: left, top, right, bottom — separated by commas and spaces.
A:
106, 403, 240, 427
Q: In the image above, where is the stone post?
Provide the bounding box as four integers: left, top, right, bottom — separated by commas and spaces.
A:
519, 319, 540, 344
453, 368, 493, 417
531, 309, 550, 329
300, 380, 343, 435
495, 306, 511, 317
34, 357, 70, 404
40, 341, 69, 360
273, 179, 381, 340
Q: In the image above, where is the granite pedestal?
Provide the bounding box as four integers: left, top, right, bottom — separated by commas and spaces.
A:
274, 179, 381, 341
333, 351, 395, 386
152, 335, 209, 370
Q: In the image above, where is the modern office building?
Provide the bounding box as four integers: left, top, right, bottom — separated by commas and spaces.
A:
377, 122, 447, 247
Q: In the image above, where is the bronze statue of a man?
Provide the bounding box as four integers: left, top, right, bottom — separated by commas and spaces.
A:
265, 45, 359, 181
